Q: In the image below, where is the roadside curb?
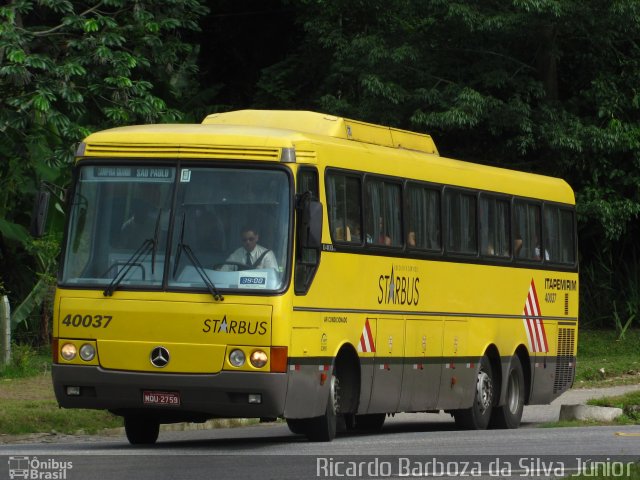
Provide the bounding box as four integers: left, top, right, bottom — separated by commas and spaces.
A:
559, 404, 624, 422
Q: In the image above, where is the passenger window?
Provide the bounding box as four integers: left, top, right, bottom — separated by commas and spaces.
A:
544, 205, 576, 264
480, 196, 510, 257
326, 173, 362, 244
365, 178, 402, 247
406, 183, 441, 251
445, 189, 477, 255
514, 200, 543, 261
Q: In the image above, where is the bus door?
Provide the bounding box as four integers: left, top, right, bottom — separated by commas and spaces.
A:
398, 317, 443, 411
366, 316, 405, 413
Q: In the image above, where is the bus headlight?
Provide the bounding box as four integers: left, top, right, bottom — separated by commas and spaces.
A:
250, 350, 268, 368
60, 343, 77, 361
229, 349, 246, 367
79, 343, 96, 362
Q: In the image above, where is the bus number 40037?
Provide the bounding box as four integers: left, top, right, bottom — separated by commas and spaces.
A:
61, 314, 112, 328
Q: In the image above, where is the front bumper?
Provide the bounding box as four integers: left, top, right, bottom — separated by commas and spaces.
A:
52, 364, 287, 421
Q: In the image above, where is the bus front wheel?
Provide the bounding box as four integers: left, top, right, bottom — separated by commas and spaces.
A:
453, 355, 495, 430
124, 416, 160, 445
354, 413, 386, 432
286, 418, 309, 434
490, 355, 525, 429
305, 375, 338, 442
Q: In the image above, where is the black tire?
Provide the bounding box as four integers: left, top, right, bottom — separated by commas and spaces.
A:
305, 376, 338, 442
490, 356, 525, 429
453, 355, 495, 430
286, 418, 309, 435
354, 413, 386, 432
124, 416, 160, 445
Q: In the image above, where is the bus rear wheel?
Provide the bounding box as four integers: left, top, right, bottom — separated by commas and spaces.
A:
490, 356, 525, 429
453, 355, 495, 430
124, 416, 160, 445
305, 375, 338, 442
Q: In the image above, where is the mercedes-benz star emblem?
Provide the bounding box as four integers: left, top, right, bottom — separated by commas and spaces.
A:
150, 346, 170, 368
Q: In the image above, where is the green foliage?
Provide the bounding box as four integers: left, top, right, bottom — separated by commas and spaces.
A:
575, 329, 640, 386
0, 344, 50, 378
0, 0, 208, 335
1, 0, 640, 334
258, 0, 640, 328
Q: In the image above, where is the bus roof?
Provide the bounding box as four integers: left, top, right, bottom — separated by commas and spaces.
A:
79, 110, 574, 205
202, 110, 439, 155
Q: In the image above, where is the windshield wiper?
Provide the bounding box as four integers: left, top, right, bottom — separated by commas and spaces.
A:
103, 210, 163, 296
151, 210, 161, 275
172, 213, 224, 302
103, 238, 153, 297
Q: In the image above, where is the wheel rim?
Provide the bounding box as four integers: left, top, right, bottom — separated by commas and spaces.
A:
476, 370, 493, 414
329, 375, 339, 414
507, 369, 521, 414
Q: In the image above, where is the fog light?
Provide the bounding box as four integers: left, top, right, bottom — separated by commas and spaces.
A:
250, 350, 268, 368
248, 394, 262, 404
229, 349, 246, 367
79, 343, 95, 361
60, 343, 77, 361
66, 386, 81, 396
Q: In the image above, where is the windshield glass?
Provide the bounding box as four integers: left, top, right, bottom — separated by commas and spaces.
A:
61, 164, 291, 293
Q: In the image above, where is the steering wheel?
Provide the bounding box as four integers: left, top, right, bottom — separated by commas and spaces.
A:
212, 261, 254, 271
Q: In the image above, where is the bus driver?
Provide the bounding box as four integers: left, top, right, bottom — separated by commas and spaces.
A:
223, 227, 278, 270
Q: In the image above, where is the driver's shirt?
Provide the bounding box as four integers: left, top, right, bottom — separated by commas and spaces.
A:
224, 244, 278, 270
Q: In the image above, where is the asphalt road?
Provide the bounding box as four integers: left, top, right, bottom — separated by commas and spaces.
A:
1, 385, 639, 480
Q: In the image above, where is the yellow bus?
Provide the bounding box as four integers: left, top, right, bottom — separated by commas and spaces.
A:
50, 110, 578, 444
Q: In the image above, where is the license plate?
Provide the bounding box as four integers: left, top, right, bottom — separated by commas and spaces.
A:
142, 390, 181, 407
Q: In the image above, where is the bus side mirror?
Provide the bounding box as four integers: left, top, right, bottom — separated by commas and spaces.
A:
298, 196, 323, 250
30, 186, 50, 237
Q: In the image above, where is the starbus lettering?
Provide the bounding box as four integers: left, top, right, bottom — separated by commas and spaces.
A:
202, 315, 268, 335
377, 266, 420, 306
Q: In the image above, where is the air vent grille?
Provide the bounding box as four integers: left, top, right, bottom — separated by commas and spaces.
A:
84, 143, 281, 161
553, 327, 576, 394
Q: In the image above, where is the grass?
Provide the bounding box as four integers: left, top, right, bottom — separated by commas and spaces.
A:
574, 329, 640, 387
0, 343, 51, 379
0, 356, 124, 436
586, 390, 640, 425
1, 329, 639, 436
0, 400, 122, 435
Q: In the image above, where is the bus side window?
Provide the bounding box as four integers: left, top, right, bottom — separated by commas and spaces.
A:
327, 172, 362, 245
406, 183, 441, 251
514, 200, 542, 261
365, 178, 401, 247
544, 205, 576, 264
479, 195, 510, 258
445, 189, 477, 255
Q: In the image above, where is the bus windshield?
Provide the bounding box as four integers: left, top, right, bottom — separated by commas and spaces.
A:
61, 164, 291, 293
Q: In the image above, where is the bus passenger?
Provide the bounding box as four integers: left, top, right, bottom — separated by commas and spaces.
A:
367, 216, 391, 246
514, 234, 523, 257
407, 231, 416, 247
